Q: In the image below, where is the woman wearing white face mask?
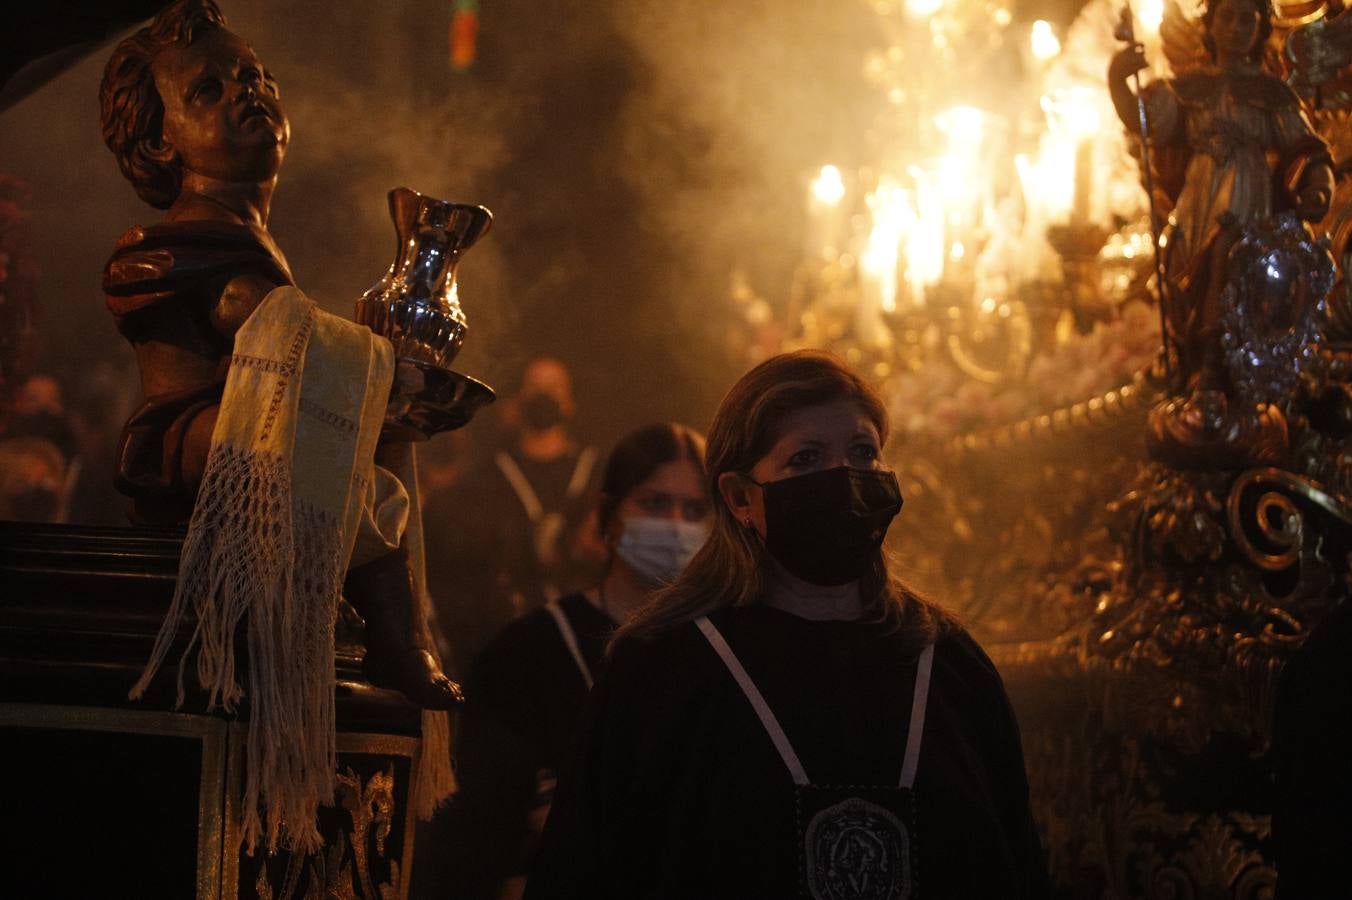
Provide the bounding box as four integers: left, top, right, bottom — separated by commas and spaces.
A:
424, 423, 710, 900
600, 425, 712, 617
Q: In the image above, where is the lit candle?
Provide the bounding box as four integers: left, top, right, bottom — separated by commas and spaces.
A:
1040, 88, 1102, 225
806, 164, 846, 259
905, 168, 946, 306
1137, 0, 1164, 37
1073, 137, 1093, 223
1030, 20, 1060, 61
862, 178, 908, 312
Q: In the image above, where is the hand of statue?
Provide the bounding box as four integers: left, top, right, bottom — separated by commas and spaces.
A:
211, 272, 279, 337
1109, 43, 1148, 83
1296, 185, 1332, 222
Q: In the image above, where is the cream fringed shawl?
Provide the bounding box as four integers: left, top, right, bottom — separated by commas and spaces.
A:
129, 285, 455, 855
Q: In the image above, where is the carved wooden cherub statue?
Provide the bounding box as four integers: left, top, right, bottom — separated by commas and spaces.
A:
1109, 0, 1334, 464
101, 1, 289, 521
99, 0, 459, 713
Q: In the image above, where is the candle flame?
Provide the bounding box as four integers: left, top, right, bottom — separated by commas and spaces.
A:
1030, 20, 1061, 61
811, 165, 846, 206
1137, 0, 1165, 35
1017, 148, 1075, 224
935, 105, 986, 146
861, 172, 947, 311
1041, 88, 1101, 139
862, 181, 909, 313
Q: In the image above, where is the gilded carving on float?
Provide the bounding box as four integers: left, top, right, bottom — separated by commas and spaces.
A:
224, 727, 419, 900
942, 370, 1156, 455
1076, 203, 1352, 747
1023, 727, 1278, 899
1220, 216, 1333, 409
252, 765, 401, 900
1227, 467, 1352, 569
1129, 812, 1278, 900
335, 765, 399, 899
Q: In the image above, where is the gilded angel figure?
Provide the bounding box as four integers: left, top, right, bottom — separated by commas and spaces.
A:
1109, 0, 1333, 396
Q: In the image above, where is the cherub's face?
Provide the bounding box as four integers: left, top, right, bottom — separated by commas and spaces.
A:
152, 28, 289, 186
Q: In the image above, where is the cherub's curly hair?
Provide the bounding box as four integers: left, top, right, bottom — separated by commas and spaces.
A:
100, 0, 228, 209
1201, 0, 1274, 63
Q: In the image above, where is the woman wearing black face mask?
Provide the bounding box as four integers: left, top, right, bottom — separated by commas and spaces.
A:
528, 351, 1050, 900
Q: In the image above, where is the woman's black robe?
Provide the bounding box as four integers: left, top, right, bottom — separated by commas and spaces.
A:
528, 603, 1051, 899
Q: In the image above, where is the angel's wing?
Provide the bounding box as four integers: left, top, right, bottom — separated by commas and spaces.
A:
1160, 0, 1208, 76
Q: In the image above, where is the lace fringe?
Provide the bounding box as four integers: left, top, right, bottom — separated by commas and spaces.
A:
416, 708, 457, 819
129, 443, 342, 855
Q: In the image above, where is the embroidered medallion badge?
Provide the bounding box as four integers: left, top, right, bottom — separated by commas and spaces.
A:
803, 795, 912, 900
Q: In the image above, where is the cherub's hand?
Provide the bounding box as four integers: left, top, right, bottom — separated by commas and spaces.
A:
211, 271, 279, 336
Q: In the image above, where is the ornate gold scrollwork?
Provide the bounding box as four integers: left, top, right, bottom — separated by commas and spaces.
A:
254, 764, 400, 900
1227, 467, 1352, 572
1022, 726, 1278, 899
336, 765, 397, 899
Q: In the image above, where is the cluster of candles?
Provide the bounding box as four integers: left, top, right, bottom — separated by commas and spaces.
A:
806, 2, 1167, 315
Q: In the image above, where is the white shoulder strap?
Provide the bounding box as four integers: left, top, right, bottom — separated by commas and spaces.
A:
695, 616, 810, 785
697, 616, 936, 791
495, 451, 543, 522
566, 446, 598, 500
898, 643, 935, 790
546, 601, 594, 689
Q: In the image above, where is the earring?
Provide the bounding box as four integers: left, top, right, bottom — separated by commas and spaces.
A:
743, 517, 752, 528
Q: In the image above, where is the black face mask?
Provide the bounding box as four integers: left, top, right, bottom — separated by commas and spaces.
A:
6, 412, 77, 459
519, 393, 565, 432
755, 466, 903, 587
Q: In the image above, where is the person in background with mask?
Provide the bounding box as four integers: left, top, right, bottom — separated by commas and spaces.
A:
1, 374, 78, 522
528, 351, 1050, 899
0, 436, 68, 522
3, 373, 78, 470
425, 355, 602, 675
416, 422, 711, 900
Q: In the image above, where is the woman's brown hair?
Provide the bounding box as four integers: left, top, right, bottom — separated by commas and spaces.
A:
597, 422, 707, 540
614, 349, 954, 653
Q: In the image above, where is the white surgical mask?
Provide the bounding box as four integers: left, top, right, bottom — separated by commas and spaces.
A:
615, 516, 709, 586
